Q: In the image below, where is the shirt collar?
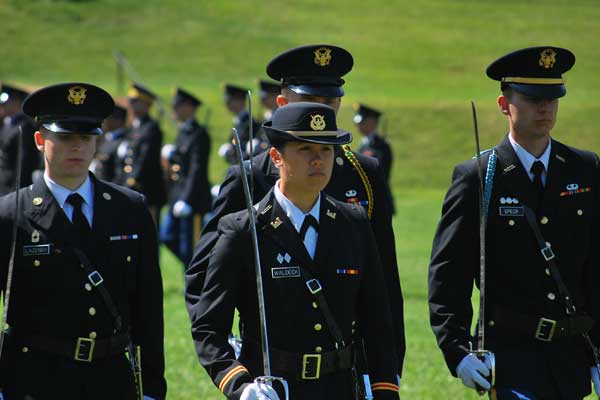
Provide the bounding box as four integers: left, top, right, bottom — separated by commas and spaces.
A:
43, 173, 94, 209
508, 133, 552, 173
274, 180, 320, 233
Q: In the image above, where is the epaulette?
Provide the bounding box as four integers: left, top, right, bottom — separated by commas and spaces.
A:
472, 148, 493, 160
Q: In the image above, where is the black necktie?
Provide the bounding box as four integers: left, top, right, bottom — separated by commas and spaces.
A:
299, 215, 319, 241
66, 193, 91, 242
531, 160, 545, 205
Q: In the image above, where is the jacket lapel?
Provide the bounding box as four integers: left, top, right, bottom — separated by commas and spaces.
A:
89, 174, 112, 247
256, 189, 315, 272
495, 135, 539, 210
23, 176, 69, 248
313, 196, 339, 269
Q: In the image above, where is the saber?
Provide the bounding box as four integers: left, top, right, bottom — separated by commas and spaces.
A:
470, 101, 495, 395
231, 128, 289, 399
246, 90, 254, 198
0, 126, 24, 398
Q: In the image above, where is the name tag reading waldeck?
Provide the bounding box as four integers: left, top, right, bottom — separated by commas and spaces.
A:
499, 206, 524, 217
271, 266, 301, 279
23, 244, 52, 256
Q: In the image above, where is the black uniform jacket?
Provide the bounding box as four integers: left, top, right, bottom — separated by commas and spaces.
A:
116, 114, 166, 207
0, 173, 167, 399
0, 113, 39, 195
187, 146, 405, 375
429, 136, 600, 398
167, 118, 212, 214
93, 127, 128, 182
187, 189, 399, 400
359, 132, 393, 184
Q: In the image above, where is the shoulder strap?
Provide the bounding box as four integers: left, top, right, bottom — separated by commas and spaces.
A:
71, 247, 124, 332
342, 145, 374, 219
483, 149, 497, 222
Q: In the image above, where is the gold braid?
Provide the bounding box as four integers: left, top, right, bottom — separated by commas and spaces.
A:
342, 145, 374, 219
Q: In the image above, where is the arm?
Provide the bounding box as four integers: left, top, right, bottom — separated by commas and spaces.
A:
428, 162, 479, 375
367, 159, 405, 376
131, 195, 166, 399
356, 207, 400, 400
187, 216, 253, 400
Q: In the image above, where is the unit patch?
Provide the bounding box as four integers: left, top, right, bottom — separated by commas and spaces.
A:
271, 266, 301, 279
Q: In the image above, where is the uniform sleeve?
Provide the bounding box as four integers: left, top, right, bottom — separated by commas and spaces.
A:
367, 159, 405, 376
428, 162, 479, 375
187, 216, 253, 400
185, 165, 245, 294
354, 207, 400, 400
131, 195, 166, 399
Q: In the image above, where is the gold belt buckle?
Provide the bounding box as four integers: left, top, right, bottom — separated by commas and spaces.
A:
535, 318, 557, 342
301, 354, 322, 380
74, 337, 95, 362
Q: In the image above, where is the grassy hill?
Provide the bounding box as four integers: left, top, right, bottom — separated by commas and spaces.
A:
2, 0, 600, 398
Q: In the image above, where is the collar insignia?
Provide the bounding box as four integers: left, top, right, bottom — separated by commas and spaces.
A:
555, 154, 566, 163
32, 197, 43, 206
270, 217, 283, 229
503, 164, 516, 173
261, 204, 273, 215
326, 209, 336, 220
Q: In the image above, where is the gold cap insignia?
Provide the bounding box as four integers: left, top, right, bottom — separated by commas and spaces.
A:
310, 114, 326, 131
326, 209, 336, 220
32, 197, 43, 206
270, 217, 283, 229
539, 48, 557, 69
67, 86, 87, 105
31, 230, 40, 243
314, 47, 332, 67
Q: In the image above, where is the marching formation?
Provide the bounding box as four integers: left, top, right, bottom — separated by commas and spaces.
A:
0, 43, 598, 400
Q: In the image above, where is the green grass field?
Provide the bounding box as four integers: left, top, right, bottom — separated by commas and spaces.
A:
2, 0, 600, 398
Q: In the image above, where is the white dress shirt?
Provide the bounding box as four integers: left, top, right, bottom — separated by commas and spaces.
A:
44, 173, 94, 227
509, 133, 551, 186
274, 180, 320, 259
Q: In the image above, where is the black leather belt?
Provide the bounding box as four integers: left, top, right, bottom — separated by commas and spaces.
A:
21, 333, 130, 362
246, 343, 353, 380
493, 306, 594, 342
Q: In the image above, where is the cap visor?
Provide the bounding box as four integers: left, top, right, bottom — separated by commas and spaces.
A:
42, 122, 102, 135
510, 83, 566, 99
287, 84, 344, 98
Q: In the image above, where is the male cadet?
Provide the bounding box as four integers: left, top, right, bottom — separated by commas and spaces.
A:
189, 102, 399, 400
218, 84, 267, 164
186, 44, 406, 384
91, 103, 129, 182
0, 83, 166, 399
429, 47, 600, 399
0, 84, 40, 195
115, 83, 166, 224
353, 103, 395, 214
160, 88, 212, 267
258, 79, 281, 121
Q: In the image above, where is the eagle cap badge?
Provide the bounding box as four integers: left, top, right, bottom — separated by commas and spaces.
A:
314, 47, 332, 67
310, 114, 326, 131
539, 48, 557, 69
67, 85, 87, 105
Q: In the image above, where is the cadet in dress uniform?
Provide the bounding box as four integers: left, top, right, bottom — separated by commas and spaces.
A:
187, 44, 406, 383
0, 83, 166, 399
0, 84, 40, 195
429, 47, 600, 399
353, 103, 395, 214
258, 79, 280, 121
91, 104, 129, 182
187, 102, 399, 400
115, 83, 166, 224
160, 88, 212, 267
218, 84, 266, 164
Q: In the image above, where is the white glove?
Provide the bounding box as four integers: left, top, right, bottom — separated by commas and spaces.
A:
456, 353, 491, 390
592, 367, 600, 396
161, 143, 176, 161
173, 200, 192, 218
240, 382, 280, 400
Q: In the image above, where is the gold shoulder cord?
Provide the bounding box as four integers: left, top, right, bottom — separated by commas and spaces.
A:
342, 145, 374, 219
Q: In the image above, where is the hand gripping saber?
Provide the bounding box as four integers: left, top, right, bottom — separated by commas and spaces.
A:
470, 101, 495, 395
232, 128, 289, 400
